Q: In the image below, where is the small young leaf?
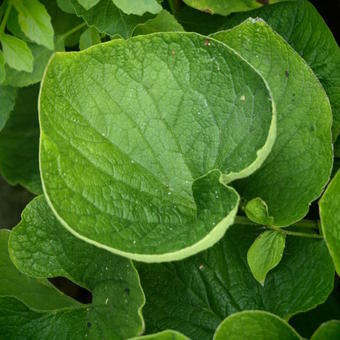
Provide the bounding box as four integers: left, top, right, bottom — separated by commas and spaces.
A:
247, 231, 286, 285
3, 42, 52, 87
12, 0, 54, 50
311, 321, 340, 340
112, 0, 162, 15
76, 0, 100, 10
137, 224, 334, 339
79, 26, 100, 50
244, 197, 274, 225
5, 196, 145, 339
0, 85, 41, 194
320, 169, 340, 275
39, 32, 276, 262
0, 34, 33, 72
134, 10, 184, 36
214, 311, 301, 340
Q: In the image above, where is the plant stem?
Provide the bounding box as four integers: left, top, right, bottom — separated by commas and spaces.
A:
0, 1, 12, 36
234, 216, 323, 239
266, 225, 323, 239
59, 22, 87, 41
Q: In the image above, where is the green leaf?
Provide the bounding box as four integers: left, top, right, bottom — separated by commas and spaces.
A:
79, 27, 101, 50
335, 137, 340, 158
214, 311, 301, 340
131, 330, 189, 340
244, 197, 274, 225
112, 0, 162, 15
247, 231, 285, 285
311, 321, 340, 340
134, 10, 184, 36
5, 196, 145, 339
0, 85, 41, 194
212, 19, 332, 226
12, 0, 54, 50
0, 86, 16, 131
137, 223, 334, 339
182, 0, 288, 16
0, 34, 33, 72
218, 0, 340, 141
0, 51, 5, 83
3, 42, 52, 87
39, 33, 276, 262
0, 229, 77, 310
320, 169, 340, 275
57, 0, 76, 14
76, 0, 100, 10
290, 288, 340, 338
70, 0, 155, 38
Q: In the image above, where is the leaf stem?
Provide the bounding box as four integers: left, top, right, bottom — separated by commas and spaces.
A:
234, 216, 323, 239
0, 1, 12, 36
59, 22, 87, 41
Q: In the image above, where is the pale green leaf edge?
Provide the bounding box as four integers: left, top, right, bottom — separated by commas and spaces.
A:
213, 310, 302, 340
38, 32, 277, 263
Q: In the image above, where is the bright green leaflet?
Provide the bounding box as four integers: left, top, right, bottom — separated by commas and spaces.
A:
137, 224, 334, 339
212, 19, 332, 226
39, 32, 276, 262
112, 0, 162, 16
7, 196, 145, 339
76, 0, 100, 10
79, 27, 101, 50
3, 43, 52, 87
132, 330, 189, 340
0, 229, 77, 311
182, 0, 288, 16
247, 231, 285, 285
12, 0, 54, 50
244, 197, 274, 225
0, 85, 41, 194
70, 0, 155, 38
218, 0, 340, 141
0, 33, 33, 72
311, 321, 340, 340
214, 311, 301, 340
320, 170, 340, 276
0, 86, 16, 131
134, 10, 184, 36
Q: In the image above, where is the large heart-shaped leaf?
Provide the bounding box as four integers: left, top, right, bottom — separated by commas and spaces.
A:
320, 169, 340, 275
212, 19, 332, 226
217, 0, 340, 141
2, 196, 145, 339
39, 32, 275, 262
137, 223, 334, 339
214, 311, 301, 340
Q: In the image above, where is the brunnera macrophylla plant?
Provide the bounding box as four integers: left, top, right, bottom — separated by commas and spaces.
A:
0, 0, 339, 339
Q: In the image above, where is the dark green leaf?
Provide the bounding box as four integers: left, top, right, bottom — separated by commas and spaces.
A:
0, 86, 16, 131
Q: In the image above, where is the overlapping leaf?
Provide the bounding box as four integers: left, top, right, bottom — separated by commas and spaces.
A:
214, 311, 301, 340
2, 196, 145, 339
39, 32, 276, 261
311, 321, 340, 340
137, 223, 334, 339
320, 169, 340, 275
0, 85, 41, 194
217, 0, 340, 141
212, 19, 332, 226
0, 86, 16, 131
